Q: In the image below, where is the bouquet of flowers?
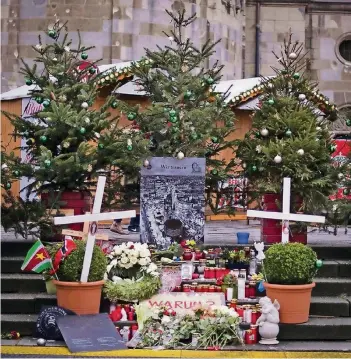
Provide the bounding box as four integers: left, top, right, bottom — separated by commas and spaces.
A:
223, 248, 249, 264
103, 242, 162, 303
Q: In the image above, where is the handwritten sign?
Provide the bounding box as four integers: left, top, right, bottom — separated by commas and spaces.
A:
159, 266, 182, 293
140, 292, 225, 316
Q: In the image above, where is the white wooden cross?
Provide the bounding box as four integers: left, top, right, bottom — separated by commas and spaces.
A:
54, 176, 136, 282
247, 177, 325, 243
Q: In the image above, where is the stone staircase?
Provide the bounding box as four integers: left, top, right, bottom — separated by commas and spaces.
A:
1, 239, 351, 340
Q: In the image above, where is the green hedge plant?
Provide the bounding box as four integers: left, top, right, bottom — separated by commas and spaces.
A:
48, 240, 107, 282
264, 243, 318, 285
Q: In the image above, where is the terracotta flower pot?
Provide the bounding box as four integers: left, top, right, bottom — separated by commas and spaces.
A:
53, 280, 104, 315
264, 282, 315, 324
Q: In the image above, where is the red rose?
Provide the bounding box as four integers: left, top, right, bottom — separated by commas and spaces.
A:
180, 240, 187, 248
129, 244, 134, 249
10, 331, 20, 339
172, 311, 176, 316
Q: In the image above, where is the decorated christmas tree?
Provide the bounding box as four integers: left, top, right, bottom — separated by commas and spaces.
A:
1, 22, 148, 237
98, 10, 238, 213
236, 35, 343, 214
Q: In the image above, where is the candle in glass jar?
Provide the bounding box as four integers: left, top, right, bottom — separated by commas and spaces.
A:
226, 287, 234, 301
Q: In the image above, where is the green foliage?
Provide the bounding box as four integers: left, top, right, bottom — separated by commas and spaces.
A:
264, 243, 318, 285
103, 275, 161, 302
99, 10, 238, 214
49, 240, 107, 282
236, 35, 342, 213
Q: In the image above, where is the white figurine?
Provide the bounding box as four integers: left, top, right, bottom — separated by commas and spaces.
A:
254, 242, 265, 261
257, 296, 280, 345
121, 308, 127, 321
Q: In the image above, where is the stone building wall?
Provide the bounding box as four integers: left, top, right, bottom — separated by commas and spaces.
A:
0, 0, 244, 92
245, 0, 351, 114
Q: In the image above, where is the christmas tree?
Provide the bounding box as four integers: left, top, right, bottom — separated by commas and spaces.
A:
1, 22, 148, 237
236, 35, 343, 213
103, 10, 238, 213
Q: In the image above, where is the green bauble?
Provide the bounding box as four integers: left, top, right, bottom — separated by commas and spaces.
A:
184, 90, 192, 99
111, 101, 118, 109
48, 29, 56, 38
42, 99, 50, 108
127, 112, 137, 121
211, 169, 218, 175
191, 132, 198, 140
89, 67, 96, 74
206, 77, 214, 85
171, 126, 179, 133
329, 145, 337, 153
343, 188, 350, 195
80, 127, 86, 134
169, 109, 177, 117
315, 259, 323, 268
211, 136, 219, 143
267, 99, 275, 105
169, 115, 177, 123
293, 72, 300, 79
40, 135, 47, 143
255, 131, 260, 138
44, 159, 51, 167
13, 170, 20, 177
36, 97, 44, 104
252, 165, 257, 172
127, 145, 133, 151
98, 143, 104, 149
286, 129, 292, 137
25, 79, 33, 86
164, 107, 170, 113
346, 119, 351, 127
81, 52, 88, 60
5, 182, 11, 189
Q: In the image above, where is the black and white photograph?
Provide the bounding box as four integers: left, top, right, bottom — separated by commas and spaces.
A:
140, 157, 206, 248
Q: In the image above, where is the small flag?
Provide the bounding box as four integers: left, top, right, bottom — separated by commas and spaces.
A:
21, 240, 52, 274
51, 238, 77, 274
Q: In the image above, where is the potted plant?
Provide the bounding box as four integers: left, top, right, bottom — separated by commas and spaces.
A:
223, 248, 250, 270
263, 243, 320, 324
49, 240, 107, 315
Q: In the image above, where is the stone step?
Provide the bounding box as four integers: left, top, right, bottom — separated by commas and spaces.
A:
313, 277, 351, 296
279, 317, 351, 340
1, 274, 46, 293
1, 256, 25, 274
316, 260, 351, 278
311, 246, 351, 260
310, 296, 351, 317
1, 314, 37, 336
1, 293, 57, 314
1, 240, 36, 257
338, 260, 351, 277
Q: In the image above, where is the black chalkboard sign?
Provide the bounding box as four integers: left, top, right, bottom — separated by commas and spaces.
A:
57, 313, 126, 353
36, 306, 76, 340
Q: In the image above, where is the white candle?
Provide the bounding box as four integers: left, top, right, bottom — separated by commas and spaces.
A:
226, 287, 234, 301
238, 275, 246, 300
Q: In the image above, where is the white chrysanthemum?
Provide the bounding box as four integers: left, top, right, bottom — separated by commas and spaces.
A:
114, 247, 122, 256
120, 257, 129, 264
139, 249, 151, 258
147, 263, 158, 273
138, 258, 148, 266
129, 256, 138, 265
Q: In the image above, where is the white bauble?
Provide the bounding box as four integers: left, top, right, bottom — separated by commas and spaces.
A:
64, 46, 70, 52
37, 338, 47, 346
177, 151, 185, 160
52, 57, 58, 62
289, 52, 297, 59
81, 102, 89, 109
297, 149, 304, 155
298, 94, 306, 101
260, 128, 269, 137
95, 132, 100, 139
2, 163, 8, 171
143, 159, 150, 167
127, 138, 132, 146
268, 83, 273, 89
274, 155, 282, 164
338, 173, 344, 179
316, 126, 322, 131
242, 162, 247, 169
256, 145, 262, 153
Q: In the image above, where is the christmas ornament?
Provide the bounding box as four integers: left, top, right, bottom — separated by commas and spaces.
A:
316, 126, 322, 131
169, 109, 176, 117
329, 144, 337, 153
26, 138, 35, 146
98, 143, 104, 149
274, 155, 282, 164
346, 119, 351, 126
94, 132, 100, 139
5, 182, 11, 189
52, 57, 58, 62
87, 164, 93, 172
111, 101, 118, 109
127, 139, 132, 146
64, 46, 70, 52
36, 97, 44, 104
2, 164, 8, 171
267, 99, 274, 105
177, 151, 185, 160
242, 163, 247, 169
127, 145, 133, 151
44, 159, 51, 167
84, 117, 90, 124
251, 165, 257, 172
338, 173, 344, 179
13, 170, 20, 177
298, 94, 306, 101
184, 90, 192, 99
169, 116, 177, 123
25, 79, 33, 86
255, 131, 260, 138
288, 52, 297, 59
81, 102, 89, 109
42, 99, 50, 108
63, 142, 70, 148
293, 72, 300, 79
48, 29, 56, 38
191, 132, 198, 140
143, 159, 150, 167
343, 188, 349, 195
127, 112, 137, 121
211, 169, 218, 175
285, 129, 292, 136
255, 145, 262, 153
297, 149, 304, 156
37, 338, 47, 346
260, 128, 269, 137
206, 77, 214, 85
211, 136, 219, 143
81, 52, 88, 60
79, 127, 86, 134
315, 259, 323, 268
89, 67, 96, 74
40, 135, 47, 143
